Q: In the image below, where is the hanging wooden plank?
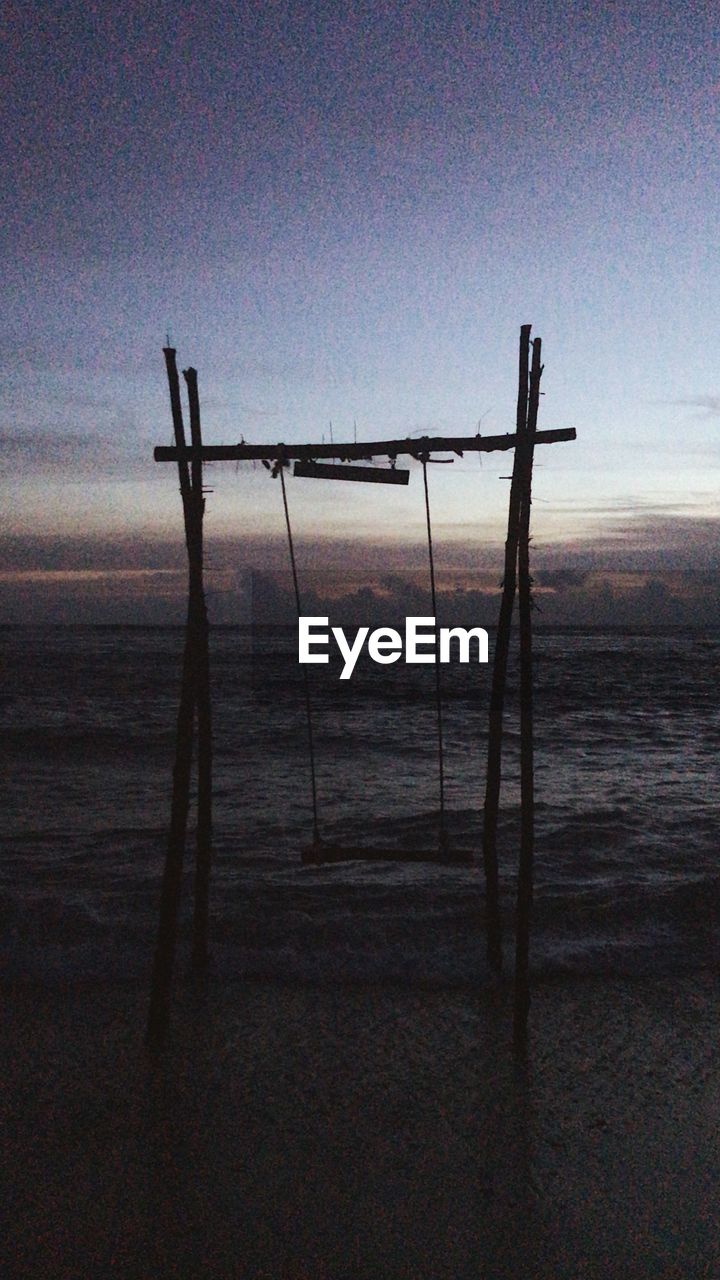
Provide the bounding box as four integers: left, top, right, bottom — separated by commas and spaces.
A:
293, 460, 410, 484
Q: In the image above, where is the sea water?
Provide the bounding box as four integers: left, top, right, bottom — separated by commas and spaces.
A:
1, 625, 718, 985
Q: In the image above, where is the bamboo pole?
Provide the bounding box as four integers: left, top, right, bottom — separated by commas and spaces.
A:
183, 367, 213, 971
146, 349, 197, 1048
481, 325, 531, 974
513, 337, 543, 1050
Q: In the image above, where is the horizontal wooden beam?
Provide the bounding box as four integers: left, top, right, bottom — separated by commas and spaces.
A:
153, 427, 576, 464
293, 460, 410, 484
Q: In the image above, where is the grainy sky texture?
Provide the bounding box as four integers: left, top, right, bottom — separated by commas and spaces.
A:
2, 0, 718, 622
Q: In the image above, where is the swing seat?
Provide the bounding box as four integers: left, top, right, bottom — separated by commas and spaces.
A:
301, 841, 474, 867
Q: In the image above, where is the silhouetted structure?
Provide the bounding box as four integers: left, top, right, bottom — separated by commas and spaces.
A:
147, 327, 575, 1049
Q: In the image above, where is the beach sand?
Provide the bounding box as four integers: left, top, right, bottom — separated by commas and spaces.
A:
4, 972, 720, 1278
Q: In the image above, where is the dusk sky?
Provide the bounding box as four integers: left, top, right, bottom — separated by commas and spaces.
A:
2, 0, 718, 624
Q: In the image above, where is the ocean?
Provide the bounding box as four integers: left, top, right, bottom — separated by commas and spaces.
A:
1, 624, 719, 986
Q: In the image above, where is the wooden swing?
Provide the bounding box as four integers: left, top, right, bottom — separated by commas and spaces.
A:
273, 449, 470, 867
146, 327, 576, 1049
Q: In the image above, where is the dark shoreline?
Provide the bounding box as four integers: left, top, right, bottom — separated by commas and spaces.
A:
4, 973, 720, 1278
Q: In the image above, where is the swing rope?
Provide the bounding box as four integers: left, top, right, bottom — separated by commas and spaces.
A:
421, 457, 446, 845
278, 458, 320, 844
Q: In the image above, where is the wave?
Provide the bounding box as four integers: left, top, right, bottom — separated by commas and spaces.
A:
2, 626, 719, 989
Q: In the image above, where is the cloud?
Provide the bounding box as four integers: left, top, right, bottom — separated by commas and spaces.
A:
520, 566, 720, 628
536, 569, 591, 590
0, 426, 147, 478
196, 396, 283, 425
2, 504, 720, 624
0, 534, 185, 573
582, 514, 720, 571
661, 396, 720, 419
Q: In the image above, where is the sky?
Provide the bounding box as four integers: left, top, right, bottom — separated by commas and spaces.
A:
2, 0, 718, 625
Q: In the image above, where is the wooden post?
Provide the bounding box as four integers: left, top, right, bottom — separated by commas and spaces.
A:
513, 336, 543, 1050
482, 325, 531, 974
183, 367, 213, 971
146, 348, 197, 1048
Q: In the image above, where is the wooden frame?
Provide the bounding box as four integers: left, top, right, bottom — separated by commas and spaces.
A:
146, 328, 576, 1050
